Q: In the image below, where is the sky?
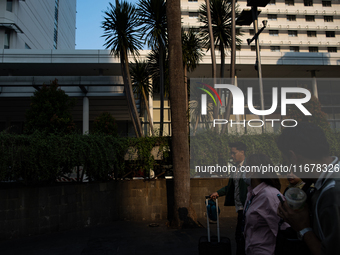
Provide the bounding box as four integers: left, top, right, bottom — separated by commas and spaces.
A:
75, 0, 139, 50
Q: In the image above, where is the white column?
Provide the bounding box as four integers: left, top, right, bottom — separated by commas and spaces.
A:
311, 70, 318, 99
235, 76, 240, 134
83, 96, 89, 134
149, 77, 154, 135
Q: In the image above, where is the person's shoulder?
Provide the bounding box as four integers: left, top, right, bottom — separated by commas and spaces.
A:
256, 185, 280, 201
318, 178, 340, 207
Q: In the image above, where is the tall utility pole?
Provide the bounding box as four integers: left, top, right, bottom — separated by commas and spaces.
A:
252, 7, 265, 133
223, 0, 236, 131
230, 0, 236, 81
205, 0, 219, 126
205, 0, 216, 79
237, 0, 270, 133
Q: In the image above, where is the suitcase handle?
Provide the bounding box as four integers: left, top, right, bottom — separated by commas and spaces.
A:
205, 196, 220, 243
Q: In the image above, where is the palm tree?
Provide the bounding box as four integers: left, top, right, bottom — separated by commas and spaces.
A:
102, 0, 143, 137
199, 0, 242, 78
137, 0, 167, 136
182, 28, 204, 113
130, 59, 155, 136
147, 48, 170, 100
167, 0, 195, 228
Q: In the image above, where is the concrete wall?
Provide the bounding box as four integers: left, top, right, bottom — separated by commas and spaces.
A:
0, 178, 289, 240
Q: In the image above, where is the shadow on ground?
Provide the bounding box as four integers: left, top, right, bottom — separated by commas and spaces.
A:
0, 217, 237, 255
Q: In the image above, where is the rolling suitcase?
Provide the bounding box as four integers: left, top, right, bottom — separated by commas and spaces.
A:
198, 196, 232, 255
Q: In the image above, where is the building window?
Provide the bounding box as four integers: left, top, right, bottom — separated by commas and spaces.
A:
328, 47, 337, 53
305, 15, 315, 22
268, 0, 276, 5
287, 15, 296, 21
309, 47, 318, 52
307, 31, 317, 37
270, 46, 280, 52
251, 46, 256, 51
324, 16, 333, 22
269, 30, 279, 36
290, 46, 299, 52
322, 1, 331, 7
6, 0, 13, 12
268, 14, 277, 21
189, 12, 198, 18
25, 43, 31, 49
188, 0, 198, 2
304, 0, 313, 6
288, 30, 298, 37
326, 31, 335, 37
285, 0, 294, 6
4, 30, 10, 49
249, 29, 255, 35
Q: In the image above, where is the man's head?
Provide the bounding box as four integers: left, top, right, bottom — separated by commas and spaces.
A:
287, 172, 303, 185
277, 122, 330, 165
230, 142, 246, 164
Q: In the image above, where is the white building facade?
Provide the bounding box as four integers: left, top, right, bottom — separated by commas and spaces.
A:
0, 0, 76, 50
181, 0, 339, 54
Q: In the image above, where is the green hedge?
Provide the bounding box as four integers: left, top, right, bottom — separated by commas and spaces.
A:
1, 130, 339, 184
0, 132, 170, 184
190, 130, 340, 169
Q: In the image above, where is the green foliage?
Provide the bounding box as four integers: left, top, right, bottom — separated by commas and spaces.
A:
24, 79, 76, 134
101, 1, 142, 57
286, 94, 331, 134
125, 136, 170, 176
92, 112, 118, 136
182, 28, 204, 72
198, 0, 242, 51
0, 132, 171, 184
190, 131, 296, 171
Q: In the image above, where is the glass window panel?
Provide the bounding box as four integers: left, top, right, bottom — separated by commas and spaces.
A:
322, 1, 331, 7
309, 47, 318, 52
287, 15, 296, 21
305, 15, 315, 22
328, 47, 337, 53
290, 46, 299, 52
285, 0, 294, 6
6, 0, 13, 12
324, 16, 333, 22
326, 31, 335, 37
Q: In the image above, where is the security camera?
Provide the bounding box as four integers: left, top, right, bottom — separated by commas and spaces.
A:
262, 20, 268, 27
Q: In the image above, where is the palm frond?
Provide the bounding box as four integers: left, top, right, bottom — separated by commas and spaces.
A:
137, 0, 167, 49
101, 1, 142, 57
198, 0, 243, 51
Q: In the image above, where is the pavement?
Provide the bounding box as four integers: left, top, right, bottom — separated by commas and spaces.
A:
0, 217, 237, 255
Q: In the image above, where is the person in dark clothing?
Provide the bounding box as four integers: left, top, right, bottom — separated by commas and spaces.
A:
210, 142, 248, 255
277, 122, 340, 255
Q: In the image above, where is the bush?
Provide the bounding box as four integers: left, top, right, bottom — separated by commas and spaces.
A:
24, 79, 76, 134
92, 112, 118, 136
190, 130, 340, 173
0, 132, 171, 184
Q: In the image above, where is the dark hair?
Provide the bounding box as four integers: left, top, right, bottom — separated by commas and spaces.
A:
229, 142, 247, 153
245, 154, 281, 191
277, 122, 329, 160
